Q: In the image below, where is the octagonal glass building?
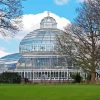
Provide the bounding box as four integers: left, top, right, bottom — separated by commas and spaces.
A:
0, 14, 93, 82
17, 14, 66, 70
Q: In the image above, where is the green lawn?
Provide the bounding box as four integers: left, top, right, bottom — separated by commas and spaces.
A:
0, 84, 100, 100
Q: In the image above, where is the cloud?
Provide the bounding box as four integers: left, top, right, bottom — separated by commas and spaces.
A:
54, 0, 69, 5
0, 11, 70, 40
0, 48, 11, 58
0, 34, 3, 39
15, 11, 70, 40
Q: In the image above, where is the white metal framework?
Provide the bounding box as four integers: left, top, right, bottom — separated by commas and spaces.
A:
15, 13, 85, 82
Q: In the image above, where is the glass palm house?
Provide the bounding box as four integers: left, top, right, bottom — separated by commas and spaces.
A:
15, 14, 82, 82
18, 15, 65, 69
0, 13, 99, 82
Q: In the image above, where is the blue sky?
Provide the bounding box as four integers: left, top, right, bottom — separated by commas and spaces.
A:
22, 0, 80, 22
0, 0, 83, 58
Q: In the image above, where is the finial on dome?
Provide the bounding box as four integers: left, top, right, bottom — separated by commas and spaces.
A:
47, 11, 50, 17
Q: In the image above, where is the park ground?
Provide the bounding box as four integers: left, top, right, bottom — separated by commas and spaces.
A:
0, 84, 100, 100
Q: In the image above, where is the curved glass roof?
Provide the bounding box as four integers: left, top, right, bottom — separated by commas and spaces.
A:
19, 14, 64, 54
20, 29, 63, 53
0, 53, 22, 70
1, 53, 22, 60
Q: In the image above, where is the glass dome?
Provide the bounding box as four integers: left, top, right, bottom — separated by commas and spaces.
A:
19, 14, 63, 54
17, 14, 66, 69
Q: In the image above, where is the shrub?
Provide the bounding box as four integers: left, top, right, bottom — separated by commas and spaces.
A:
71, 73, 82, 83
0, 72, 21, 84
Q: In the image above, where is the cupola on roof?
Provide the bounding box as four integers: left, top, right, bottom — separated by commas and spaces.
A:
40, 12, 57, 29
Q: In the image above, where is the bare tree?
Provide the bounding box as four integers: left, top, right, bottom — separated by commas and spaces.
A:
0, 0, 23, 37
56, 31, 76, 68
57, 0, 100, 83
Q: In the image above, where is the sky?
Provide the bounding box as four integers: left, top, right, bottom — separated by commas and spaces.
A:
0, 0, 85, 58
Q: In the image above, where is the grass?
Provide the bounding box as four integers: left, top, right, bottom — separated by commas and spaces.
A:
0, 84, 100, 100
